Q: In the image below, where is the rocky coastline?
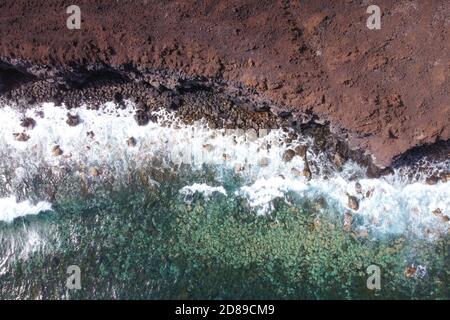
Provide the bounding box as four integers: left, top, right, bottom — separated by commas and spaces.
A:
0, 0, 449, 173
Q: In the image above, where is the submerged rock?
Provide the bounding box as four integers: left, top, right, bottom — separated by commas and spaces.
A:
439, 172, 450, 183
89, 167, 102, 177
202, 144, 214, 152
234, 164, 243, 173
333, 152, 345, 169
348, 195, 359, 211
355, 229, 369, 238
66, 113, 80, 126
303, 163, 312, 181
20, 117, 36, 130
258, 157, 269, 167
425, 175, 439, 185
404, 266, 417, 278
313, 217, 321, 229
294, 145, 307, 159
432, 208, 449, 222
282, 149, 296, 162
52, 145, 63, 156
127, 137, 137, 147
86, 131, 95, 139
13, 132, 30, 142
343, 212, 353, 232
134, 110, 150, 126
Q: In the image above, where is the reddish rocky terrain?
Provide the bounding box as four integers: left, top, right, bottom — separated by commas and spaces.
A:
0, 0, 449, 166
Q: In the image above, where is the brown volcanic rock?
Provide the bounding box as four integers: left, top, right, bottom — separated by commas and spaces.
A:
0, 1, 449, 166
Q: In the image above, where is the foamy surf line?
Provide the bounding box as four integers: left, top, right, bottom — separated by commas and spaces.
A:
0, 101, 448, 237
0, 197, 52, 223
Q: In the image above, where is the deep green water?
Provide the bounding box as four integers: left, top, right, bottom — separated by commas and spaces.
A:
0, 164, 448, 300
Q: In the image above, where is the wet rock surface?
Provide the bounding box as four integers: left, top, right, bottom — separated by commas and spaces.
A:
66, 113, 80, 127
348, 195, 359, 211
52, 145, 63, 156
127, 137, 137, 147
20, 117, 36, 130
282, 149, 296, 162
13, 132, 30, 142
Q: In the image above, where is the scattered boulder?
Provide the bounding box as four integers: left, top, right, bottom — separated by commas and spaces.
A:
348, 195, 359, 211
440, 172, 450, 183
134, 110, 150, 126
52, 145, 63, 156
66, 113, 80, 126
282, 149, 296, 162
303, 163, 312, 181
425, 175, 439, 185
294, 145, 307, 159
404, 266, 417, 278
343, 212, 353, 232
202, 144, 214, 152
286, 131, 298, 142
35, 110, 45, 118
20, 117, 36, 130
13, 132, 30, 142
89, 167, 102, 176
258, 157, 269, 167
404, 265, 427, 278
127, 137, 137, 147
333, 152, 345, 169
432, 208, 449, 222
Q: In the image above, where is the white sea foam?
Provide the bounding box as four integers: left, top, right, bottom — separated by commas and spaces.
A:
0, 197, 52, 223
0, 226, 48, 271
238, 172, 449, 237
0, 101, 448, 238
0, 102, 306, 173
180, 183, 227, 202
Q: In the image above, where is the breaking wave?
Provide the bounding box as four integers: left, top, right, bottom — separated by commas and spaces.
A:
0, 101, 448, 239
0, 196, 52, 223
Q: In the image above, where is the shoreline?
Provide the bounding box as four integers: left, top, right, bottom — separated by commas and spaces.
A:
1, 1, 449, 167
1, 60, 448, 179
1, 0, 449, 301
0, 94, 448, 300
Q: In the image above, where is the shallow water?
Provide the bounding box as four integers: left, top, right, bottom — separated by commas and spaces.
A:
0, 102, 448, 299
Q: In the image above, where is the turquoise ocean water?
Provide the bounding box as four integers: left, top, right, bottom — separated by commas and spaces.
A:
0, 102, 448, 299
